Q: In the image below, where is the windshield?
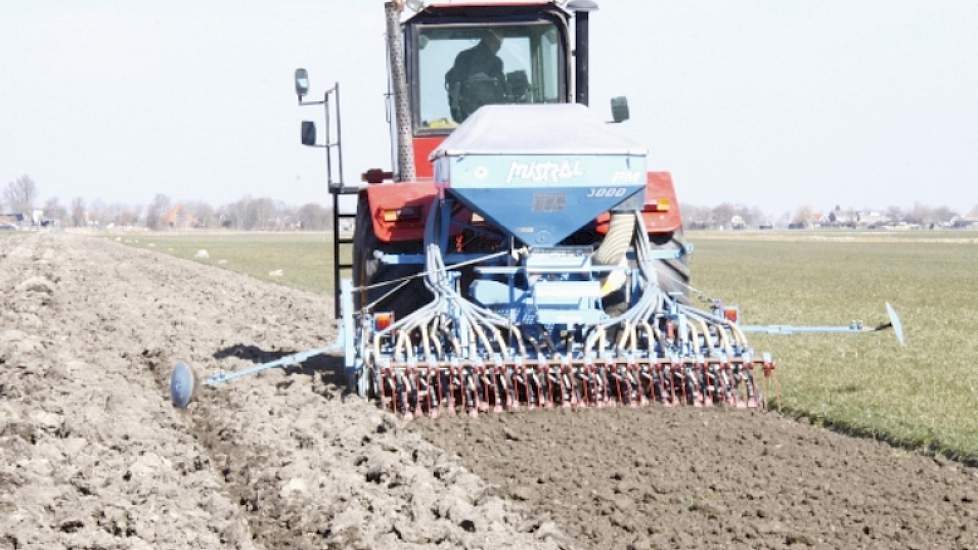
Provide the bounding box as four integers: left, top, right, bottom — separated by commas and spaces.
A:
415, 21, 565, 131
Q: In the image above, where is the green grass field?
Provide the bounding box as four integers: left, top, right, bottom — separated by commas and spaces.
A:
690, 236, 978, 463
118, 230, 978, 462
113, 232, 338, 295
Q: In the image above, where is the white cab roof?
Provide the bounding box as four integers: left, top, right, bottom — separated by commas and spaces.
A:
431, 104, 648, 158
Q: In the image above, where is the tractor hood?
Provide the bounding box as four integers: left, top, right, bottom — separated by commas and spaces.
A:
431, 104, 648, 247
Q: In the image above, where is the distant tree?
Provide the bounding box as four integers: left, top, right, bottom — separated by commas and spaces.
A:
729, 204, 763, 227
217, 199, 240, 229
931, 206, 958, 224
969, 205, 978, 218
297, 203, 330, 230
905, 203, 927, 225
70, 197, 86, 227
748, 206, 768, 227
243, 197, 277, 230
88, 199, 109, 226
676, 204, 704, 228
186, 201, 217, 228
884, 205, 904, 223
111, 204, 141, 227
775, 211, 792, 228
145, 194, 171, 230
43, 197, 67, 223
792, 205, 815, 225
4, 175, 37, 216
709, 203, 736, 228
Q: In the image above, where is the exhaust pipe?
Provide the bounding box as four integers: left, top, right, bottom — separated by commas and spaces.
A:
385, 2, 416, 181
568, 0, 599, 106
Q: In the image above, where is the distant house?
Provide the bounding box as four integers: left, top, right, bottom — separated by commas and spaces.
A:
0, 213, 25, 226
856, 211, 889, 228
882, 221, 921, 231
950, 216, 978, 229
730, 215, 747, 230
161, 205, 198, 229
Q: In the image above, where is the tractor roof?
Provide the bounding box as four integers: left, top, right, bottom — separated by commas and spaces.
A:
404, 1, 567, 22
422, 1, 557, 8
431, 104, 647, 158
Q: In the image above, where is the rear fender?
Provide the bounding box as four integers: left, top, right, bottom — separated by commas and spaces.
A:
364, 182, 470, 243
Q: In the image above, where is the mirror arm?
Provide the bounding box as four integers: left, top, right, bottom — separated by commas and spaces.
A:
298, 85, 337, 107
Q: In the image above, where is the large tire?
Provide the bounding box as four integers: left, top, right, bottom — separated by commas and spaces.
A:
650, 230, 691, 301
601, 228, 691, 316
352, 198, 430, 318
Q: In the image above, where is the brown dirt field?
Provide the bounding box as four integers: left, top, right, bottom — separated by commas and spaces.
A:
0, 233, 568, 549
417, 409, 978, 549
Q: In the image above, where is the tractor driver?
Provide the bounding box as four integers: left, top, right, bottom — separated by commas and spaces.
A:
445, 30, 505, 123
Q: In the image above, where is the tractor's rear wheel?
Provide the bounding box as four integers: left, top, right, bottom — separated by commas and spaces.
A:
352, 198, 431, 318
602, 228, 691, 317
650, 230, 691, 301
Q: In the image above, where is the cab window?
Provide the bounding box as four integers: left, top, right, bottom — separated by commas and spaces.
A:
415, 21, 565, 131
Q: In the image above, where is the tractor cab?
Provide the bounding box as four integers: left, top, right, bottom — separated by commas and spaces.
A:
399, 1, 603, 178
405, 3, 572, 132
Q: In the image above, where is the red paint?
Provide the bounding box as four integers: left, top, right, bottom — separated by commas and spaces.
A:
643, 171, 683, 233
365, 171, 682, 243
365, 180, 471, 243
412, 136, 445, 179
596, 171, 684, 235
365, 182, 438, 242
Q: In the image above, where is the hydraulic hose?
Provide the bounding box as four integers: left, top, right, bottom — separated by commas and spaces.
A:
593, 212, 636, 296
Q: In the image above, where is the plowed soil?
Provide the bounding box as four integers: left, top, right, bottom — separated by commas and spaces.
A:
0, 233, 568, 549
418, 405, 978, 549
2, 232, 976, 550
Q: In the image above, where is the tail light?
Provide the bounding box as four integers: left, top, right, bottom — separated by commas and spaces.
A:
374, 312, 394, 331
647, 198, 671, 212
381, 206, 422, 223
723, 306, 740, 323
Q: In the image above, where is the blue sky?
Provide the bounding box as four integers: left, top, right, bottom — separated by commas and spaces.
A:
1, 1, 976, 213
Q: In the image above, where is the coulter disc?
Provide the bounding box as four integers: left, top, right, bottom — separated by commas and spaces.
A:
170, 361, 198, 409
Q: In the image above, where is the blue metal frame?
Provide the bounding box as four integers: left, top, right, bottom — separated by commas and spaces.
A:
739, 302, 905, 347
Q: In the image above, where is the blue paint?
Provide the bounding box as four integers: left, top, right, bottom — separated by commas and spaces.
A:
340, 279, 355, 369
435, 152, 647, 247
438, 153, 647, 189
469, 247, 607, 327
449, 185, 644, 247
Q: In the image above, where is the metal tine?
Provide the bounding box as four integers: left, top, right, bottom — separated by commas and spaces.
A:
490, 367, 502, 413
446, 366, 457, 416
465, 368, 478, 418
698, 363, 711, 407
426, 368, 439, 419
507, 368, 520, 412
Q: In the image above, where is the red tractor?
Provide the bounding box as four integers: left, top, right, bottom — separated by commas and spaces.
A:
169, 1, 903, 414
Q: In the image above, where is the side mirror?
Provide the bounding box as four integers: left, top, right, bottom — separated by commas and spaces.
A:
611, 96, 630, 123
301, 121, 317, 146
295, 68, 310, 100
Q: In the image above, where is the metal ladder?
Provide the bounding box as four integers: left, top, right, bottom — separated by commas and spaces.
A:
331, 191, 357, 318
319, 83, 359, 318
